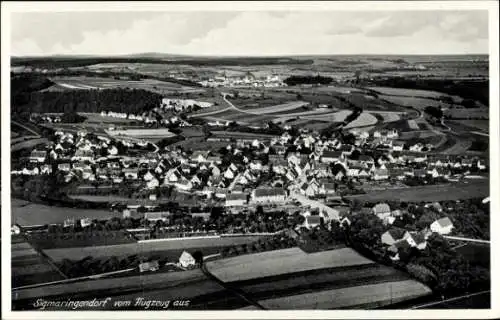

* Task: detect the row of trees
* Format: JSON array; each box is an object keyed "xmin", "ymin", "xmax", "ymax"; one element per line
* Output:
[{"xmin": 283, "ymin": 75, "xmax": 334, "ymax": 86}]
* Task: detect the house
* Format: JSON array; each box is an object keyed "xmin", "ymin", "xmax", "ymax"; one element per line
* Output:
[
  {"xmin": 179, "ymin": 251, "xmax": 196, "ymax": 269},
  {"xmin": 122, "ymin": 168, "xmax": 138, "ymax": 180},
  {"xmin": 29, "ymin": 150, "xmax": 47, "ymax": 163},
  {"xmin": 224, "ymin": 168, "xmax": 235, "ymax": 179},
  {"xmin": 387, "ymin": 240, "xmax": 411, "ymax": 261},
  {"xmin": 58, "ymin": 163, "xmax": 72, "ymax": 172},
  {"xmin": 145, "ymin": 212, "xmax": 170, "ymax": 223},
  {"xmin": 373, "ymin": 203, "xmax": 391, "ymax": 220},
  {"xmin": 139, "ymin": 260, "xmax": 160, "ymax": 273},
  {"xmin": 392, "ymin": 141, "xmax": 405, "ymax": 152},
  {"xmin": 321, "ymin": 150, "xmax": 343, "ymax": 164},
  {"xmin": 304, "ymin": 215, "xmax": 322, "ymax": 229},
  {"xmin": 430, "ymin": 217, "xmax": 454, "ymax": 235},
  {"xmin": 405, "ymin": 231, "xmax": 427, "ymax": 250},
  {"xmin": 72, "ymin": 149, "xmax": 94, "ymax": 162},
  {"xmin": 252, "ymin": 188, "xmax": 286, "ymax": 203},
  {"xmin": 191, "ymin": 151, "xmax": 210, "ymax": 163},
  {"xmin": 143, "ymin": 171, "xmax": 155, "ymax": 181},
  {"xmin": 381, "ymin": 228, "xmax": 407, "ymax": 246},
  {"xmin": 175, "ymin": 178, "xmax": 193, "ymax": 191},
  {"xmin": 80, "ymin": 218, "xmax": 92, "ymax": 228},
  {"xmin": 147, "ymin": 178, "xmax": 160, "ymax": 189},
  {"xmin": 413, "ymin": 169, "xmax": 427, "ymax": 178},
  {"xmin": 225, "ymin": 193, "xmax": 248, "ymax": 207},
  {"xmin": 373, "ymin": 169, "xmax": 389, "ymax": 180},
  {"xmin": 11, "ymin": 224, "xmax": 22, "ymax": 235}
]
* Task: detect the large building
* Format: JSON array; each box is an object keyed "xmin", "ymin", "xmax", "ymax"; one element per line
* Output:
[{"xmin": 252, "ymin": 188, "xmax": 287, "ymax": 204}]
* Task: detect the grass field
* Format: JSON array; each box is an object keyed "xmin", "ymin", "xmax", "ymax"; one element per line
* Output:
[
  {"xmin": 365, "ymin": 111, "xmax": 401, "ymax": 123},
  {"xmin": 43, "ymin": 235, "xmax": 269, "ymax": 262},
  {"xmin": 345, "ymin": 180, "xmax": 489, "ymax": 202},
  {"xmin": 13, "ymin": 268, "xmax": 206, "ymax": 301},
  {"xmin": 11, "ymin": 138, "xmax": 49, "ymax": 152},
  {"xmin": 449, "ymin": 120, "xmax": 489, "ymax": 132},
  {"xmin": 11, "ymin": 199, "xmax": 121, "ymax": 226},
  {"xmin": 344, "ymin": 113, "xmax": 378, "ymax": 129},
  {"xmin": 444, "ymin": 108, "xmax": 488, "ymax": 120},
  {"xmin": 254, "ymin": 280, "xmax": 431, "ymax": 309},
  {"xmin": 206, "ymin": 247, "xmax": 374, "ymax": 283}
]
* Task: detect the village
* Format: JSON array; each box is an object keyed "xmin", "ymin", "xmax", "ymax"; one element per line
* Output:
[{"xmin": 11, "ymin": 95, "xmax": 490, "ymax": 272}]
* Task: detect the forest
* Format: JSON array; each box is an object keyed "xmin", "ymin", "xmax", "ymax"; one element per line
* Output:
[
  {"xmin": 283, "ymin": 75, "xmax": 334, "ymax": 86},
  {"xmin": 12, "ymin": 87, "xmax": 163, "ymax": 115}
]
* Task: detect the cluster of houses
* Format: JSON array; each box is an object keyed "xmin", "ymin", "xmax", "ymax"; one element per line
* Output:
[
  {"xmin": 372, "ymin": 202, "xmax": 455, "ymax": 261},
  {"xmin": 199, "ymin": 72, "xmax": 285, "ymax": 88}
]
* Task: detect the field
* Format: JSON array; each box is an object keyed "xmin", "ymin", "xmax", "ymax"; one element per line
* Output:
[
  {"xmin": 210, "ymin": 131, "xmax": 279, "ymax": 140},
  {"xmin": 49, "ymin": 76, "xmax": 204, "ymax": 94},
  {"xmin": 344, "ymin": 113, "xmax": 378, "ymax": 129},
  {"xmin": 208, "ymin": 247, "xmax": 431, "ymax": 309},
  {"xmin": 252, "ymin": 280, "xmax": 431, "ymax": 309},
  {"xmin": 11, "ymin": 138, "xmax": 49, "ymax": 152},
  {"xmin": 345, "ymin": 180, "xmax": 489, "ymax": 203},
  {"xmin": 380, "ymin": 95, "xmax": 452, "ymax": 109},
  {"xmin": 11, "ymin": 237, "xmax": 66, "ymax": 288},
  {"xmin": 367, "ymin": 86, "xmax": 462, "ymax": 102},
  {"xmin": 455, "ymin": 243, "xmax": 490, "ymax": 268},
  {"xmin": 365, "ymin": 111, "xmax": 402, "ymax": 123},
  {"xmin": 449, "ymin": 120, "xmax": 489, "ymax": 132},
  {"xmin": 206, "ymin": 247, "xmax": 374, "ymax": 282},
  {"xmin": 11, "ymin": 198, "xmax": 122, "ymax": 226},
  {"xmin": 43, "ymin": 235, "xmax": 269, "ymax": 262},
  {"xmin": 444, "ymin": 108, "xmax": 489, "ymax": 120}
]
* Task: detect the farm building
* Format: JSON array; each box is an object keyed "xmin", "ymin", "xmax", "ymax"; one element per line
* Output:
[
  {"xmin": 373, "ymin": 203, "xmax": 391, "ymax": 220},
  {"xmin": 225, "ymin": 193, "xmax": 248, "ymax": 207},
  {"xmin": 252, "ymin": 188, "xmax": 287, "ymax": 203},
  {"xmin": 29, "ymin": 150, "xmax": 47, "ymax": 163},
  {"xmin": 145, "ymin": 212, "xmax": 170, "ymax": 223},
  {"xmin": 304, "ymin": 215, "xmax": 322, "ymax": 229},
  {"xmin": 381, "ymin": 228, "xmax": 407, "ymax": 246},
  {"xmin": 430, "ymin": 217, "xmax": 454, "ymax": 235}
]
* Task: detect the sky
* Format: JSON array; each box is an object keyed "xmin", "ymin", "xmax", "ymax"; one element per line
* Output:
[{"xmin": 10, "ymin": 10, "xmax": 489, "ymax": 56}]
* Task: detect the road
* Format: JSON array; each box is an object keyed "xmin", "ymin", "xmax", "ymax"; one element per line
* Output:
[
  {"xmin": 410, "ymin": 290, "xmax": 490, "ymax": 309},
  {"xmin": 443, "ymin": 236, "xmax": 490, "ymax": 244}
]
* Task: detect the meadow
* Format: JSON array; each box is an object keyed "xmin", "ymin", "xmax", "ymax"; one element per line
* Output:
[
  {"xmin": 43, "ymin": 235, "xmax": 269, "ymax": 262},
  {"xmin": 345, "ymin": 180, "xmax": 489, "ymax": 203},
  {"xmin": 206, "ymin": 247, "xmax": 374, "ymax": 283}
]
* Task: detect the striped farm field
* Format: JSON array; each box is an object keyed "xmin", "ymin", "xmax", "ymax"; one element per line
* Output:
[
  {"xmin": 365, "ymin": 111, "xmax": 401, "ymax": 123},
  {"xmin": 254, "ymin": 280, "xmax": 431, "ymax": 309},
  {"xmin": 206, "ymin": 247, "xmax": 374, "ymax": 283}
]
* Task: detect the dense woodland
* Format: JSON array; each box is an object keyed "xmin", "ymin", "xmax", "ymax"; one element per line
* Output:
[
  {"xmin": 369, "ymin": 78, "xmax": 489, "ymax": 106},
  {"xmin": 13, "ymin": 87, "xmax": 163, "ymax": 116},
  {"xmin": 284, "ymin": 75, "xmax": 334, "ymax": 86}
]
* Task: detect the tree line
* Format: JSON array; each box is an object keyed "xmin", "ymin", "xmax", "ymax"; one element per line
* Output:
[{"xmin": 283, "ymin": 75, "xmax": 334, "ymax": 86}]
